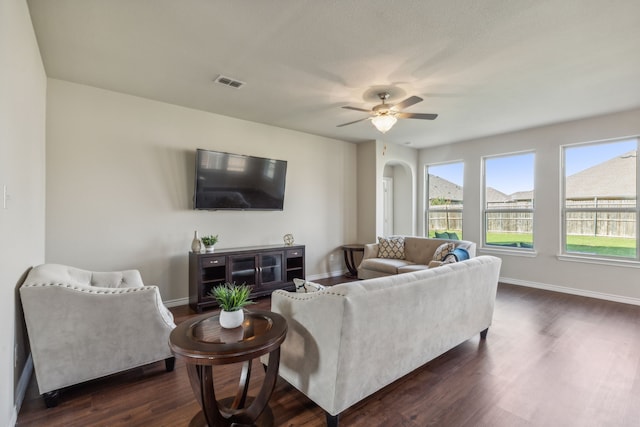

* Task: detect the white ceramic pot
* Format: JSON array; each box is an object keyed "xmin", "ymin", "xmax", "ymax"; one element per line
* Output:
[
  {"xmin": 205, "ymin": 245, "xmax": 215, "ymax": 253},
  {"xmin": 219, "ymin": 309, "xmax": 244, "ymax": 329}
]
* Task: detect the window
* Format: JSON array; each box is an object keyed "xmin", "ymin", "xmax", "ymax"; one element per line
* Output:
[
  {"xmin": 562, "ymin": 138, "xmax": 638, "ymax": 259},
  {"xmin": 483, "ymin": 152, "xmax": 535, "ymax": 249},
  {"xmin": 426, "ymin": 162, "xmax": 463, "ymax": 239}
]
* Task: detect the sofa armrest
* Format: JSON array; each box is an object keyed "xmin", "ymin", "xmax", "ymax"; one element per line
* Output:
[
  {"xmin": 20, "ymin": 282, "xmax": 176, "ymax": 394},
  {"xmin": 361, "ymin": 243, "xmax": 379, "ymax": 262},
  {"xmin": 263, "ymin": 289, "xmax": 347, "ymax": 416}
]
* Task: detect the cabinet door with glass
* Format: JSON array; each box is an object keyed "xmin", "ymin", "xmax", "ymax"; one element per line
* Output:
[
  {"xmin": 228, "ymin": 251, "xmax": 284, "ymax": 291},
  {"xmin": 257, "ymin": 251, "xmax": 284, "ymax": 288},
  {"xmin": 228, "ymin": 255, "xmax": 258, "ymax": 286}
]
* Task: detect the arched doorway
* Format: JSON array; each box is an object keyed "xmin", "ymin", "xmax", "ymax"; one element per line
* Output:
[{"xmin": 382, "ymin": 161, "xmax": 414, "ymax": 236}]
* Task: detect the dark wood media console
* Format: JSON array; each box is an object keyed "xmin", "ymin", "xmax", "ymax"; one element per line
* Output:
[{"xmin": 189, "ymin": 244, "xmax": 305, "ymax": 312}]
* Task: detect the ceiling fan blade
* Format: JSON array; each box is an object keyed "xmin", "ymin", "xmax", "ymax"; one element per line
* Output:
[
  {"xmin": 391, "ymin": 95, "xmax": 423, "ymax": 111},
  {"xmin": 397, "ymin": 112, "xmax": 438, "ymax": 120},
  {"xmin": 337, "ymin": 117, "xmax": 370, "ymax": 127},
  {"xmin": 342, "ymin": 106, "xmax": 372, "ymax": 113}
]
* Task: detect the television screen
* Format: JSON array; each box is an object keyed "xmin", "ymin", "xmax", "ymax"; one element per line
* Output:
[{"xmin": 193, "ymin": 149, "xmax": 287, "ymax": 210}]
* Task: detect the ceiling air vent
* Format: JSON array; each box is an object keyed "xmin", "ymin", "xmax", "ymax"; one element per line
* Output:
[{"xmin": 214, "ymin": 75, "xmax": 245, "ymax": 89}]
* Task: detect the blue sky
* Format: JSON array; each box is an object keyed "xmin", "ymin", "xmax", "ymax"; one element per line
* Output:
[
  {"xmin": 428, "ymin": 138, "xmax": 637, "ymax": 195},
  {"xmin": 565, "ymin": 139, "xmax": 636, "ymax": 176}
]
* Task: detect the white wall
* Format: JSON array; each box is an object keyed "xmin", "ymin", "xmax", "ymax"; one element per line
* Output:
[
  {"xmin": 356, "ymin": 141, "xmax": 377, "ymax": 243},
  {"xmin": 45, "ymin": 79, "xmax": 357, "ymax": 302},
  {"xmin": 357, "ymin": 140, "xmax": 419, "ymax": 242},
  {"xmin": 419, "ymin": 107, "xmax": 640, "ymax": 303},
  {"xmin": 0, "ymin": 0, "xmax": 47, "ymax": 424},
  {"xmin": 378, "ymin": 142, "xmax": 418, "ymax": 237}
]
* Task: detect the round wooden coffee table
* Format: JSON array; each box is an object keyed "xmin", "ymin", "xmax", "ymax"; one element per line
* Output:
[{"xmin": 170, "ymin": 310, "xmax": 287, "ymax": 427}]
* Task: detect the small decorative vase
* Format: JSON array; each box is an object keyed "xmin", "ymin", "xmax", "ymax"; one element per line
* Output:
[
  {"xmin": 219, "ymin": 309, "xmax": 244, "ymax": 329},
  {"xmin": 191, "ymin": 231, "xmax": 202, "ymax": 253},
  {"xmin": 205, "ymin": 245, "xmax": 215, "ymax": 253}
]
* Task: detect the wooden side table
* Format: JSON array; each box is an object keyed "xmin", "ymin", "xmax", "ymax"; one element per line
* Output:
[
  {"xmin": 170, "ymin": 310, "xmax": 287, "ymax": 427},
  {"xmin": 341, "ymin": 244, "xmax": 364, "ymax": 278}
]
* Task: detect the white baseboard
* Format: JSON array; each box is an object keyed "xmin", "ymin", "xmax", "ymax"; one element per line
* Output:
[
  {"xmin": 164, "ymin": 297, "xmax": 189, "ymax": 308},
  {"xmin": 500, "ymin": 276, "xmax": 640, "ymax": 306},
  {"xmin": 163, "ymin": 271, "xmax": 348, "ymax": 308}
]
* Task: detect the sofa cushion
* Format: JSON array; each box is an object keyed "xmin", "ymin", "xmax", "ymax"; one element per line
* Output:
[
  {"xmin": 397, "ymin": 264, "xmax": 431, "ymax": 273},
  {"xmin": 359, "ymin": 258, "xmax": 411, "ymax": 275},
  {"xmin": 377, "ymin": 236, "xmax": 405, "ymax": 259},
  {"xmin": 294, "ymin": 278, "xmax": 325, "ymax": 293},
  {"xmin": 433, "ymin": 242, "xmax": 456, "ymax": 262},
  {"xmin": 404, "ymin": 237, "xmax": 442, "ymax": 263}
]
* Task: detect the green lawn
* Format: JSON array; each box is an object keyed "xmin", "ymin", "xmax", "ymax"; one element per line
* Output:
[
  {"xmin": 485, "ymin": 232, "xmax": 635, "ymax": 257},
  {"xmin": 429, "ymin": 230, "xmax": 636, "ymax": 257},
  {"xmin": 565, "ymin": 234, "xmax": 636, "ymax": 257}
]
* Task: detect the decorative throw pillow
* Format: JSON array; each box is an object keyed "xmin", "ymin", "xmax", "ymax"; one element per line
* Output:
[
  {"xmin": 443, "ymin": 247, "xmax": 470, "ymax": 264},
  {"xmin": 433, "ymin": 242, "xmax": 456, "ymax": 262},
  {"xmin": 293, "ymin": 278, "xmax": 325, "ymax": 293},
  {"xmin": 377, "ymin": 236, "xmax": 405, "ymax": 259},
  {"xmin": 435, "ymin": 231, "xmax": 460, "ymax": 240},
  {"xmin": 442, "ymin": 255, "xmax": 458, "ymax": 264}
]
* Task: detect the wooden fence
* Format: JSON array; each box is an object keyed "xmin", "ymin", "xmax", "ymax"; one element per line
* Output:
[
  {"xmin": 428, "ymin": 199, "xmax": 637, "ymax": 237},
  {"xmin": 427, "ymin": 206, "xmax": 462, "ymax": 232},
  {"xmin": 566, "ymin": 199, "xmax": 636, "ymax": 238}
]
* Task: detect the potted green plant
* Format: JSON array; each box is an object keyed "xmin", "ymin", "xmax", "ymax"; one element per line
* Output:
[
  {"xmin": 209, "ymin": 282, "xmax": 254, "ymax": 328},
  {"xmin": 201, "ymin": 234, "xmax": 219, "ymax": 253}
]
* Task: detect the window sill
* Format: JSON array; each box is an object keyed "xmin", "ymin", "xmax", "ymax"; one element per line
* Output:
[
  {"xmin": 478, "ymin": 247, "xmax": 537, "ymax": 258},
  {"xmin": 557, "ymin": 254, "xmax": 640, "ymax": 269}
]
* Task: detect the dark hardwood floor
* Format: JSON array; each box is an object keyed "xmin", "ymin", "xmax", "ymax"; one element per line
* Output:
[{"xmin": 17, "ymin": 279, "xmax": 640, "ymax": 426}]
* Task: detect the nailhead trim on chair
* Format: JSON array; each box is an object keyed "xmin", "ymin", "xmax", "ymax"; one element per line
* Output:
[
  {"xmin": 22, "ymin": 282, "xmax": 156, "ymax": 294},
  {"xmin": 273, "ymin": 290, "xmax": 347, "ymax": 301},
  {"xmin": 23, "ymin": 282, "xmax": 175, "ymax": 326}
]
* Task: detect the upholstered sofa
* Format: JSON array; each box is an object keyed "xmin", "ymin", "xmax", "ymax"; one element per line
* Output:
[
  {"xmin": 265, "ymin": 255, "xmax": 502, "ymax": 426},
  {"xmin": 20, "ymin": 264, "xmax": 176, "ymax": 406},
  {"xmin": 357, "ymin": 236, "xmax": 477, "ymax": 279}
]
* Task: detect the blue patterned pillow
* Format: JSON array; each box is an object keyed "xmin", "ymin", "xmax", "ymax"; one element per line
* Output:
[{"xmin": 443, "ymin": 247, "xmax": 469, "ymax": 263}]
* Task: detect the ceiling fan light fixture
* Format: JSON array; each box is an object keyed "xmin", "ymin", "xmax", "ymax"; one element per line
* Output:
[{"xmin": 371, "ymin": 114, "xmax": 397, "ymax": 133}]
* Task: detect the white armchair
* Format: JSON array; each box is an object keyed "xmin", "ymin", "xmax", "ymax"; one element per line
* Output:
[{"xmin": 20, "ymin": 264, "xmax": 176, "ymax": 407}]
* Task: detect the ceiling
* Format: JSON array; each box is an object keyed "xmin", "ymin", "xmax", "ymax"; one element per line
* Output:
[{"xmin": 27, "ymin": 0, "xmax": 640, "ymax": 148}]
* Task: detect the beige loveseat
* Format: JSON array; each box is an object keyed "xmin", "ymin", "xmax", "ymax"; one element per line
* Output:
[
  {"xmin": 20, "ymin": 264, "xmax": 176, "ymax": 407},
  {"xmin": 358, "ymin": 236, "xmax": 477, "ymax": 279},
  {"xmin": 266, "ymin": 255, "xmax": 501, "ymax": 426}
]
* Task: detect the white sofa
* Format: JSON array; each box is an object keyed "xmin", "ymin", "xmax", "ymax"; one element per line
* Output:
[
  {"xmin": 265, "ymin": 255, "xmax": 501, "ymax": 426},
  {"xmin": 358, "ymin": 236, "xmax": 477, "ymax": 279},
  {"xmin": 20, "ymin": 264, "xmax": 176, "ymax": 407}
]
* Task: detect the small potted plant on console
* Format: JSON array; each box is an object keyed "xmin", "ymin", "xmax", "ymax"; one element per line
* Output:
[
  {"xmin": 201, "ymin": 234, "xmax": 219, "ymax": 253},
  {"xmin": 209, "ymin": 282, "xmax": 254, "ymax": 328}
]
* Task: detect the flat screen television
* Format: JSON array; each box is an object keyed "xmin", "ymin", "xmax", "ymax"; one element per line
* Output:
[{"xmin": 193, "ymin": 149, "xmax": 287, "ymax": 210}]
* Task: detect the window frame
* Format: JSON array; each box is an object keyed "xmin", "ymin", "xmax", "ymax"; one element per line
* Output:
[
  {"xmin": 560, "ymin": 137, "xmax": 640, "ymax": 263},
  {"xmin": 481, "ymin": 150, "xmax": 536, "ymax": 253},
  {"xmin": 424, "ymin": 161, "xmax": 464, "ymax": 239}
]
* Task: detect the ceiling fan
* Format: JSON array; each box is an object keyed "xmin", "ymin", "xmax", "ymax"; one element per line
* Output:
[{"xmin": 338, "ymin": 92, "xmax": 438, "ymax": 133}]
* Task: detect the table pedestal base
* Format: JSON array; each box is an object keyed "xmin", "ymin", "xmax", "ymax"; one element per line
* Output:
[
  {"xmin": 189, "ymin": 398, "xmax": 274, "ymax": 427},
  {"xmin": 341, "ymin": 244, "xmax": 364, "ymax": 278}
]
